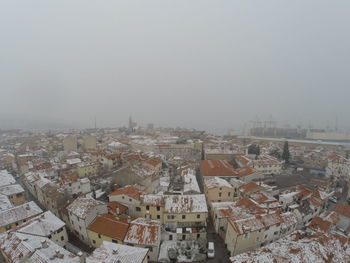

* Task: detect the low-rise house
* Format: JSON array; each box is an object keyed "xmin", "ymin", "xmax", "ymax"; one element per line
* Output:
[
  {"xmin": 124, "ymin": 218, "xmax": 161, "ymax": 262},
  {"xmin": 140, "ymin": 194, "xmax": 164, "ymax": 222},
  {"xmin": 204, "ymin": 177, "xmax": 235, "ymax": 204},
  {"xmin": 236, "ymin": 155, "xmax": 282, "ymax": 175},
  {"xmin": 21, "ymin": 172, "xmax": 67, "ymax": 217},
  {"xmin": 225, "ymin": 212, "xmax": 283, "ymax": 256},
  {"xmin": 87, "ymin": 213, "xmax": 130, "ymax": 247},
  {"xmin": 102, "ymin": 153, "xmax": 121, "ymax": 171},
  {"xmin": 0, "ymin": 184, "xmax": 25, "ymax": 206},
  {"xmin": 109, "ymin": 185, "xmax": 145, "ymax": 217},
  {"xmin": 163, "ymin": 194, "xmax": 208, "ymax": 241},
  {"xmin": 59, "ymin": 173, "xmax": 91, "ymax": 196},
  {"xmin": 334, "ymin": 203, "xmax": 350, "ymax": 233},
  {"xmin": 0, "ymin": 201, "xmax": 43, "ymax": 233},
  {"xmin": 0, "ymin": 232, "xmax": 80, "ymax": 263},
  {"xmin": 14, "ymin": 210, "xmax": 68, "ymax": 247},
  {"xmin": 66, "ymin": 197, "xmax": 108, "ymax": 244},
  {"xmin": 143, "ymin": 158, "xmax": 162, "ymax": 174},
  {"xmin": 107, "ymin": 201, "xmax": 128, "ymax": 216},
  {"xmin": 77, "ymin": 162, "xmax": 99, "ymax": 178},
  {"xmin": 86, "ymin": 241, "xmax": 149, "ymax": 263}
]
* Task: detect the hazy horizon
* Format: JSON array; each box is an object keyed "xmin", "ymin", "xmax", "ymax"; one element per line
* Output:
[{"xmin": 1, "ymin": 1, "xmax": 350, "ymax": 134}]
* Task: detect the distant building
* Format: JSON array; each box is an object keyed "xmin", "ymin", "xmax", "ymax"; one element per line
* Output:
[
  {"xmin": 63, "ymin": 135, "xmax": 77, "ymax": 153},
  {"xmin": 83, "ymin": 135, "xmax": 97, "ymax": 150}
]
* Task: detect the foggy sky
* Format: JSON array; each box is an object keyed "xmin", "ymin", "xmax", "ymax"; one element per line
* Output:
[{"xmin": 1, "ymin": 0, "xmax": 350, "ymax": 134}]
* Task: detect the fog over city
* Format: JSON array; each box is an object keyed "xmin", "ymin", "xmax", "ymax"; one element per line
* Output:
[{"xmin": 1, "ymin": 0, "xmax": 350, "ymax": 133}]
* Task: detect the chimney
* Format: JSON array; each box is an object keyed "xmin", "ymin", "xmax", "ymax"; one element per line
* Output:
[
  {"xmin": 116, "ymin": 207, "xmax": 120, "ymax": 215},
  {"xmin": 112, "ymin": 249, "xmax": 119, "ymax": 255},
  {"xmin": 26, "ymin": 204, "xmax": 30, "ymax": 210},
  {"xmin": 127, "ymin": 216, "xmax": 131, "ymax": 223},
  {"xmin": 77, "ymin": 252, "xmax": 85, "ymax": 263},
  {"xmin": 41, "ymin": 239, "xmax": 48, "ymax": 249}
]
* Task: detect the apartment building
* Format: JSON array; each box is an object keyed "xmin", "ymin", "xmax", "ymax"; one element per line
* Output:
[
  {"xmin": 66, "ymin": 197, "xmax": 108, "ymax": 244},
  {"xmin": 124, "ymin": 218, "xmax": 161, "ymax": 262}
]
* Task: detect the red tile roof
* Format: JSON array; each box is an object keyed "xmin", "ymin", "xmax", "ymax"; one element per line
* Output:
[
  {"xmin": 107, "ymin": 202, "xmax": 128, "ymax": 215},
  {"xmin": 200, "ymin": 160, "xmax": 238, "ymax": 177},
  {"xmin": 334, "ymin": 203, "xmax": 350, "ymax": 218},
  {"xmin": 88, "ymin": 214, "xmax": 129, "ymax": 240},
  {"xmin": 109, "ymin": 185, "xmax": 144, "ymax": 201}
]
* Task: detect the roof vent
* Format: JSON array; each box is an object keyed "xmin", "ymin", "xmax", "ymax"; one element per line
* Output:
[{"xmin": 41, "ymin": 239, "xmax": 48, "ymax": 248}]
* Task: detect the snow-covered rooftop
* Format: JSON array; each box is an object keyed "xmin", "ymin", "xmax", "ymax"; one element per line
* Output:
[
  {"xmin": 0, "ymin": 232, "xmax": 79, "ymax": 263},
  {"xmin": 0, "ymin": 201, "xmax": 43, "ymax": 227},
  {"xmin": 0, "ymin": 170, "xmax": 16, "ymax": 187},
  {"xmin": 16, "ymin": 211, "xmax": 65, "ymax": 237},
  {"xmin": 164, "ymin": 194, "xmax": 208, "ymax": 214},
  {"xmin": 230, "ymin": 231, "xmax": 350, "ymax": 263},
  {"xmin": 66, "ymin": 197, "xmax": 105, "ymax": 219},
  {"xmin": 87, "ymin": 241, "xmax": 148, "ymax": 263}
]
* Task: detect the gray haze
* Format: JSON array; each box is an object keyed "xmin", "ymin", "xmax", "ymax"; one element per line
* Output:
[{"xmin": 1, "ymin": 0, "xmax": 350, "ymax": 133}]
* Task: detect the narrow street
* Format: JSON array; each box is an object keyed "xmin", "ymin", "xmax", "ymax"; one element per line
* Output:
[{"xmin": 196, "ymin": 166, "xmax": 230, "ymax": 263}]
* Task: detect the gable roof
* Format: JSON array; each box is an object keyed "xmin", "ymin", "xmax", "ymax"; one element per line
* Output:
[
  {"xmin": 88, "ymin": 214, "xmax": 129, "ymax": 240},
  {"xmin": 87, "ymin": 241, "xmax": 148, "ymax": 263},
  {"xmin": 200, "ymin": 160, "xmax": 238, "ymax": 177},
  {"xmin": 109, "ymin": 185, "xmax": 144, "ymax": 201}
]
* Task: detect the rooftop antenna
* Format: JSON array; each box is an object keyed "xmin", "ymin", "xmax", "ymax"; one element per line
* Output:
[{"xmin": 94, "ymin": 116, "xmax": 97, "ymax": 130}]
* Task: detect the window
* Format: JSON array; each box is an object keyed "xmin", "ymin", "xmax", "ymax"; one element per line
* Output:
[
  {"xmin": 92, "ymin": 240, "xmax": 96, "ymax": 244},
  {"xmin": 219, "ymin": 193, "xmax": 222, "ymax": 197},
  {"xmin": 157, "ymin": 215, "xmax": 160, "ymax": 219},
  {"xmin": 112, "ymin": 239, "xmax": 118, "ymax": 243},
  {"xmin": 197, "ymin": 214, "xmax": 200, "ymax": 219},
  {"xmin": 146, "ymin": 206, "xmax": 150, "ymax": 211},
  {"xmin": 182, "ymin": 235, "xmax": 186, "ymax": 240},
  {"xmin": 244, "ymin": 233, "xmax": 248, "ymax": 239},
  {"xmin": 98, "ymin": 234, "xmax": 101, "ymax": 239},
  {"xmin": 122, "ymin": 196, "xmax": 125, "ymax": 199},
  {"xmin": 228, "ymin": 192, "xmax": 231, "ymax": 196},
  {"xmin": 169, "ymin": 235, "xmax": 173, "ymax": 240},
  {"xmin": 182, "ymin": 215, "xmax": 186, "ymax": 219},
  {"xmin": 149, "ymin": 247, "xmax": 153, "ymax": 252},
  {"xmin": 61, "ymin": 236, "xmax": 64, "ymax": 241},
  {"xmin": 129, "ymin": 198, "xmax": 132, "ymax": 202},
  {"xmin": 256, "ymin": 237, "xmax": 260, "ymax": 242},
  {"xmin": 197, "ymin": 234, "xmax": 200, "ymax": 239},
  {"xmin": 136, "ymin": 207, "xmax": 141, "ymax": 212},
  {"xmin": 274, "ymin": 231, "xmax": 278, "ymax": 235},
  {"xmin": 157, "ymin": 206, "xmax": 160, "ymax": 211}
]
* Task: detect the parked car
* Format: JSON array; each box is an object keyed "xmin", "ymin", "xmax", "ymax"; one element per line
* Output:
[{"xmin": 207, "ymin": 242, "xmax": 215, "ymax": 258}]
